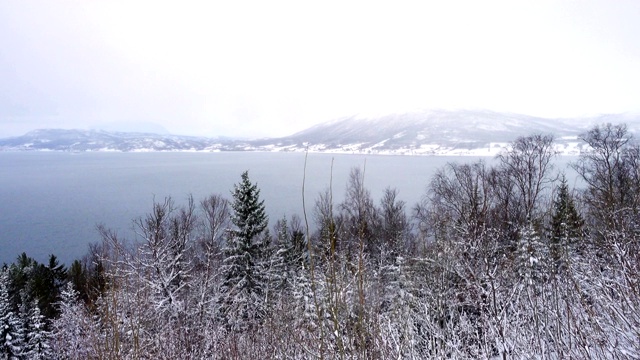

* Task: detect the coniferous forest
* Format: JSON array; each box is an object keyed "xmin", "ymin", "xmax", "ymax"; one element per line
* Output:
[{"xmin": 2, "ymin": 122, "xmax": 640, "ymax": 359}]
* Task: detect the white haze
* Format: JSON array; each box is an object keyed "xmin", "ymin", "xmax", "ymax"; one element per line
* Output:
[{"xmin": 1, "ymin": 1, "xmax": 639, "ymax": 138}]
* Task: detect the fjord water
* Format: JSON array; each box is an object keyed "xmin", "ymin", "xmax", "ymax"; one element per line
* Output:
[
  {"xmin": 0, "ymin": 152, "xmax": 574, "ymax": 265},
  {"xmin": 0, "ymin": 152, "xmax": 445, "ymax": 264}
]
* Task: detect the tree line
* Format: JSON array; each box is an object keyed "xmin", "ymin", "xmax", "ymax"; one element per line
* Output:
[{"xmin": 1, "ymin": 122, "xmax": 640, "ymax": 359}]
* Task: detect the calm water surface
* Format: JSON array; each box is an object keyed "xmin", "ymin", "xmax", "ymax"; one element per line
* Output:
[{"xmin": 0, "ymin": 152, "xmax": 575, "ymax": 265}]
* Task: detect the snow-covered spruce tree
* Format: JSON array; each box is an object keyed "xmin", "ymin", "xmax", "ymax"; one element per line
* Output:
[
  {"xmin": 1, "ymin": 267, "xmax": 25, "ymax": 359},
  {"xmin": 270, "ymin": 215, "xmax": 306, "ymax": 292},
  {"xmin": 516, "ymin": 223, "xmax": 547, "ymax": 285},
  {"xmin": 50, "ymin": 282, "xmax": 97, "ymax": 359},
  {"xmin": 3, "ymin": 312, "xmax": 24, "ymax": 359},
  {"xmin": 0, "ymin": 268, "xmax": 11, "ymax": 354},
  {"xmin": 505, "ymin": 223, "xmax": 551, "ymax": 356},
  {"xmin": 218, "ymin": 171, "xmax": 269, "ymax": 332},
  {"xmin": 24, "ymin": 300, "xmax": 53, "ymax": 359}
]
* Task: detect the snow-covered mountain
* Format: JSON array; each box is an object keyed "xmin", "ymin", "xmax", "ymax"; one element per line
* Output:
[
  {"xmin": 1, "ymin": 110, "xmax": 638, "ymax": 155},
  {"xmin": 258, "ymin": 110, "xmax": 640, "ymax": 156}
]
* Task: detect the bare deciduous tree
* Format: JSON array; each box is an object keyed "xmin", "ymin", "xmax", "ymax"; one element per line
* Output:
[
  {"xmin": 498, "ymin": 134, "xmax": 557, "ymax": 223},
  {"xmin": 340, "ymin": 166, "xmax": 379, "ymax": 259},
  {"xmin": 572, "ymin": 123, "xmax": 640, "ymax": 238}
]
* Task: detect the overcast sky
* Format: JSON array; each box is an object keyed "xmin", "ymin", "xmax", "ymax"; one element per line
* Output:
[{"xmin": 1, "ymin": 1, "xmax": 639, "ymax": 138}]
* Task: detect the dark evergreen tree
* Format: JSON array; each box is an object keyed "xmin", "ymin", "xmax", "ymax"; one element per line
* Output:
[
  {"xmin": 219, "ymin": 171, "xmax": 269, "ymax": 331},
  {"xmin": 275, "ymin": 216, "xmax": 306, "ymax": 275},
  {"xmin": 549, "ymin": 175, "xmax": 584, "ymax": 274},
  {"xmin": 8, "ymin": 253, "xmax": 34, "ymax": 310},
  {"xmin": 8, "ymin": 254, "xmax": 66, "ymax": 320},
  {"xmin": 67, "ymin": 259, "xmax": 90, "ymax": 305},
  {"xmin": 229, "ymin": 171, "xmax": 268, "ymax": 245},
  {"xmin": 86, "ymin": 256, "xmax": 107, "ymax": 306},
  {"xmin": 39, "ymin": 255, "xmax": 66, "ymax": 319}
]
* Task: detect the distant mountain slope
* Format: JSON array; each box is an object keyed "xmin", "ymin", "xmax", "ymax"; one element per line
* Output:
[
  {"xmin": 0, "ymin": 129, "xmax": 236, "ymax": 152},
  {"xmin": 283, "ymin": 109, "xmax": 586, "ymax": 145},
  {"xmin": 1, "ymin": 110, "xmax": 639, "ymax": 155},
  {"xmin": 266, "ymin": 110, "xmax": 639, "ymax": 155}
]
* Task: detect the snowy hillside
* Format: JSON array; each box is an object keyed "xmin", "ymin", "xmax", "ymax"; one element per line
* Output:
[
  {"xmin": 256, "ymin": 110, "xmax": 640, "ymax": 156},
  {"xmin": 1, "ymin": 110, "xmax": 639, "ymax": 155}
]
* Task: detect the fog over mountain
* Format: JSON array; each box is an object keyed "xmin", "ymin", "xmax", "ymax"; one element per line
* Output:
[
  {"xmin": 2, "ymin": 110, "xmax": 639, "ymax": 155},
  {"xmin": 90, "ymin": 121, "xmax": 171, "ymax": 135}
]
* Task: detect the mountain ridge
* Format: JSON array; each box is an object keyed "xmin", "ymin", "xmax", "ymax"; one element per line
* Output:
[{"xmin": 2, "ymin": 110, "xmax": 638, "ymax": 155}]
